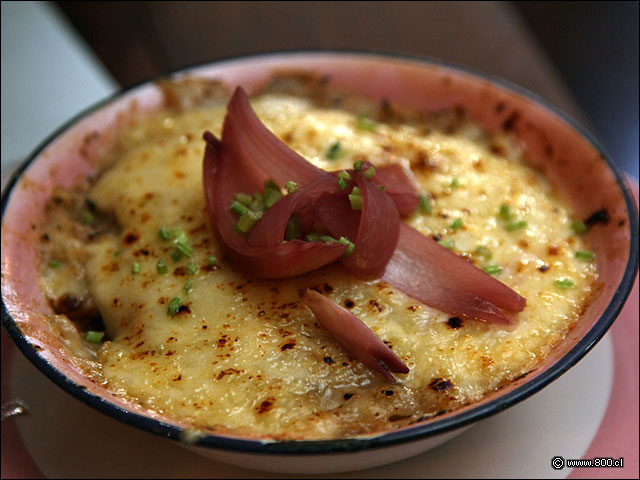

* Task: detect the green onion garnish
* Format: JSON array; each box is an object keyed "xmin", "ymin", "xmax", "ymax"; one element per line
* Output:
[
  {"xmin": 285, "ymin": 181, "xmax": 298, "ymax": 194},
  {"xmin": 575, "ymin": 251, "xmax": 596, "ymax": 261},
  {"xmin": 419, "ymin": 194, "xmax": 432, "ymax": 213},
  {"xmin": 438, "ymin": 238, "xmax": 455, "ymax": 249},
  {"xmin": 506, "ymin": 220, "xmax": 527, "ymax": 232},
  {"xmin": 48, "ymin": 260, "xmax": 62, "ymax": 269},
  {"xmin": 230, "ymin": 200, "xmax": 249, "ymax": 216},
  {"xmin": 499, "ymin": 204, "xmax": 513, "ymax": 221},
  {"xmin": 474, "ymin": 246, "xmax": 493, "ymax": 260},
  {"xmin": 570, "ymin": 220, "xmax": 588, "ymax": 235},
  {"xmin": 338, "ymin": 177, "xmax": 349, "ymax": 190},
  {"xmin": 235, "ymin": 192, "xmax": 253, "ymax": 206},
  {"xmin": 285, "ymin": 217, "xmax": 301, "ymax": 241},
  {"xmin": 187, "ymin": 260, "xmax": 199, "ymax": 275},
  {"xmin": 158, "ymin": 227, "xmax": 182, "ymax": 241},
  {"xmin": 167, "ymin": 297, "xmax": 182, "ymax": 317},
  {"xmin": 351, "ymin": 186, "xmax": 360, "ymax": 195},
  {"xmin": 131, "ymin": 262, "xmax": 141, "ymax": 274},
  {"xmin": 482, "ymin": 264, "xmax": 504, "ymax": 276},
  {"xmin": 338, "ymin": 236, "xmax": 355, "ymax": 256},
  {"xmin": 379, "ymin": 185, "xmax": 386, "ymax": 191},
  {"xmin": 235, "ymin": 210, "xmax": 263, "ymax": 233},
  {"xmin": 450, "ymin": 218, "xmax": 463, "ymax": 230},
  {"xmin": 113, "ymin": 250, "xmax": 121, "ymax": 258},
  {"xmin": 80, "ymin": 210, "xmax": 96, "ymax": 225},
  {"xmin": 85, "ymin": 331, "xmax": 105, "ymax": 344},
  {"xmin": 353, "ymin": 159, "xmax": 365, "ymax": 171},
  {"xmin": 349, "ymin": 193, "xmax": 363, "ymax": 211},
  {"xmin": 554, "ymin": 278, "xmax": 575, "ymax": 289},
  {"xmin": 356, "ymin": 114, "xmax": 377, "ymax": 131},
  {"xmin": 175, "ymin": 241, "xmax": 194, "ymax": 258},
  {"xmin": 208, "ymin": 255, "xmax": 218, "ymax": 266},
  {"xmin": 305, "ymin": 233, "xmax": 322, "ymax": 242},
  {"xmin": 263, "ymin": 188, "xmax": 282, "ymax": 209},
  {"xmin": 326, "ymin": 141, "xmax": 343, "ymax": 160},
  {"xmin": 249, "ymin": 192, "xmax": 265, "ymax": 212},
  {"xmin": 338, "ymin": 170, "xmax": 352, "ymax": 181},
  {"xmin": 450, "ymin": 177, "xmax": 460, "ymax": 189},
  {"xmin": 363, "ymin": 166, "xmax": 376, "ymax": 179},
  {"xmin": 156, "ymin": 258, "xmax": 168, "ymax": 274},
  {"xmin": 184, "ymin": 278, "xmax": 194, "ymax": 294},
  {"xmin": 170, "ymin": 250, "xmax": 183, "ymax": 263},
  {"xmin": 318, "ymin": 235, "xmax": 336, "ymax": 243}
]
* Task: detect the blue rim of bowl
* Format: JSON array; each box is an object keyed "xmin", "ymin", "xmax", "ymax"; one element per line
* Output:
[{"xmin": 2, "ymin": 49, "xmax": 638, "ymax": 455}]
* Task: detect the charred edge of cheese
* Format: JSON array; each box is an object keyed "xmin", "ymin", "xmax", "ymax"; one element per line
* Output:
[{"xmin": 36, "ymin": 75, "xmax": 597, "ymax": 440}]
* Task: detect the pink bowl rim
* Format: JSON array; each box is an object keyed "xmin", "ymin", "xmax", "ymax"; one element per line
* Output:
[{"xmin": 1, "ymin": 50, "xmax": 638, "ymax": 455}]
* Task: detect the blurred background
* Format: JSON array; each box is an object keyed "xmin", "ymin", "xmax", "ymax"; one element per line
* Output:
[{"xmin": 2, "ymin": 1, "xmax": 638, "ymax": 184}]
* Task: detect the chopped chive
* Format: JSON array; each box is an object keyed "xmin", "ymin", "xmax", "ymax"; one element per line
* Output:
[
  {"xmin": 156, "ymin": 258, "xmax": 168, "ymax": 274},
  {"xmin": 170, "ymin": 250, "xmax": 183, "ymax": 262},
  {"xmin": 131, "ymin": 262, "xmax": 141, "ymax": 275},
  {"xmin": 235, "ymin": 210, "xmax": 263, "ymax": 233},
  {"xmin": 338, "ymin": 170, "xmax": 352, "ymax": 181},
  {"xmin": 184, "ymin": 278, "xmax": 194, "ymax": 294},
  {"xmin": 264, "ymin": 179, "xmax": 280, "ymax": 190},
  {"xmin": 438, "ymin": 238, "xmax": 455, "ymax": 249},
  {"xmin": 235, "ymin": 192, "xmax": 253, "ymax": 206},
  {"xmin": 285, "ymin": 181, "xmax": 298, "ymax": 194},
  {"xmin": 570, "ymin": 220, "xmax": 588, "ymax": 235},
  {"xmin": 363, "ymin": 166, "xmax": 376, "ymax": 179},
  {"xmin": 186, "ymin": 260, "xmax": 199, "ymax": 275},
  {"xmin": 338, "ymin": 236, "xmax": 355, "ymax": 256},
  {"xmin": 306, "ymin": 233, "xmax": 322, "ymax": 242},
  {"xmin": 450, "ymin": 218, "xmax": 463, "ymax": 230},
  {"xmin": 230, "ymin": 200, "xmax": 249, "ymax": 216},
  {"xmin": 113, "ymin": 250, "xmax": 121, "ymax": 258},
  {"xmin": 208, "ymin": 255, "xmax": 218, "ymax": 266},
  {"xmin": 158, "ymin": 227, "xmax": 182, "ymax": 241},
  {"xmin": 319, "ymin": 235, "xmax": 337, "ymax": 243},
  {"xmin": 575, "ymin": 251, "xmax": 596, "ymax": 261},
  {"xmin": 379, "ymin": 185, "xmax": 386, "ymax": 191},
  {"xmin": 326, "ymin": 141, "xmax": 343, "ymax": 160},
  {"xmin": 353, "ymin": 159, "xmax": 365, "ymax": 171},
  {"xmin": 80, "ymin": 210, "xmax": 96, "ymax": 225},
  {"xmin": 48, "ymin": 260, "xmax": 62, "ymax": 269},
  {"xmin": 554, "ymin": 278, "xmax": 575, "ymax": 289},
  {"xmin": 349, "ymin": 193, "xmax": 363, "ymax": 211},
  {"xmin": 249, "ymin": 192, "xmax": 265, "ymax": 212},
  {"xmin": 263, "ymin": 188, "xmax": 282, "ymax": 208},
  {"xmin": 474, "ymin": 246, "xmax": 493, "ymax": 260},
  {"xmin": 167, "ymin": 297, "xmax": 182, "ymax": 317},
  {"xmin": 450, "ymin": 177, "xmax": 460, "ymax": 189},
  {"xmin": 351, "ymin": 186, "xmax": 360, "ymax": 195},
  {"xmin": 419, "ymin": 194, "xmax": 432, "ymax": 213},
  {"xmin": 338, "ymin": 177, "xmax": 349, "ymax": 190},
  {"xmin": 356, "ymin": 114, "xmax": 377, "ymax": 131},
  {"xmin": 482, "ymin": 264, "xmax": 504, "ymax": 276},
  {"xmin": 499, "ymin": 204, "xmax": 513, "ymax": 221},
  {"xmin": 505, "ymin": 220, "xmax": 527, "ymax": 232},
  {"xmin": 175, "ymin": 242, "xmax": 194, "ymax": 258},
  {"xmin": 85, "ymin": 331, "xmax": 105, "ymax": 344},
  {"xmin": 285, "ymin": 217, "xmax": 301, "ymax": 241}
]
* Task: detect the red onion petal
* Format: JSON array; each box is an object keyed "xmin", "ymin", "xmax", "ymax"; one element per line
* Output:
[
  {"xmin": 301, "ymin": 289, "xmax": 409, "ymax": 383},
  {"xmin": 383, "ymin": 223, "xmax": 526, "ymax": 324},
  {"xmin": 373, "ymin": 162, "xmax": 420, "ymax": 216},
  {"xmin": 203, "ymin": 132, "xmax": 346, "ymax": 279},
  {"xmin": 225, "ymin": 87, "xmax": 330, "ymax": 186}
]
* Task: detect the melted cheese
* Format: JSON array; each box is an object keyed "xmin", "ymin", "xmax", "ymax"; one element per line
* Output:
[{"xmin": 39, "ymin": 89, "xmax": 596, "ymax": 440}]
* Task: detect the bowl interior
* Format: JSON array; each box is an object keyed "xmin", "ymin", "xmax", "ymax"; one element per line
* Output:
[{"xmin": 2, "ymin": 52, "xmax": 637, "ymax": 453}]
